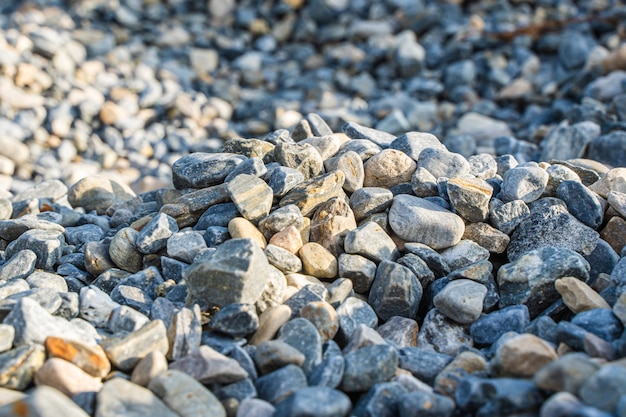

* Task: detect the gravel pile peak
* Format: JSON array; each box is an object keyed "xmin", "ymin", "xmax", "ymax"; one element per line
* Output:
[{"xmin": 1, "ymin": 0, "xmax": 626, "ymax": 416}]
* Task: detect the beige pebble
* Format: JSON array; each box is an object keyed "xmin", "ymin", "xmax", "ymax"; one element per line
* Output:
[
  {"xmin": 555, "ymin": 276, "xmax": 611, "ymax": 313},
  {"xmin": 495, "ymin": 333, "xmax": 557, "ymax": 377},
  {"xmin": 300, "ymin": 301, "xmax": 339, "ymax": 342},
  {"xmin": 249, "ymin": 305, "xmax": 292, "ymax": 346},
  {"xmin": 434, "ymin": 351, "xmax": 487, "ymax": 397},
  {"xmin": 228, "ymin": 217, "xmax": 267, "ymax": 249},
  {"xmin": 363, "ymin": 149, "xmax": 416, "ymax": 188},
  {"xmin": 269, "ymin": 225, "xmax": 303, "ymax": 254},
  {"xmin": 285, "ymin": 273, "xmax": 325, "ymax": 290},
  {"xmin": 35, "ymin": 358, "xmax": 103, "ymax": 397},
  {"xmin": 281, "ymin": 285, "xmax": 299, "ymax": 302},
  {"xmin": 298, "ymin": 242, "xmax": 338, "ymax": 279},
  {"xmin": 131, "ymin": 350, "xmax": 169, "ymax": 387}
]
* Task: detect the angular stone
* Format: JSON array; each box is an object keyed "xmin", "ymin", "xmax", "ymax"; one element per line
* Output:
[
  {"xmin": 434, "ymin": 279, "xmax": 487, "ymax": 324},
  {"xmin": 376, "ymin": 316, "xmax": 419, "ymax": 348},
  {"xmin": 368, "ymin": 260, "xmax": 422, "ymax": 322},
  {"xmin": 34, "ymin": 357, "xmax": 102, "ymax": 397},
  {"xmin": 309, "ymin": 197, "xmax": 357, "ymax": 257},
  {"xmin": 0, "ymin": 344, "xmax": 45, "ymax": 390},
  {"xmin": 166, "ymin": 230, "xmax": 207, "ymax": 263},
  {"xmin": 5, "ymin": 229, "xmax": 64, "ymax": 270},
  {"xmin": 499, "ymin": 165, "xmax": 549, "ymax": 203},
  {"xmin": 417, "ymin": 148, "xmax": 470, "ymax": 179},
  {"xmin": 434, "ymin": 351, "xmax": 487, "ymax": 398},
  {"xmin": 324, "ymin": 150, "xmax": 364, "ymax": 193},
  {"xmin": 447, "ymin": 177, "xmax": 493, "ymax": 223},
  {"xmin": 498, "ymin": 246, "xmax": 590, "ymax": 317},
  {"xmin": 136, "ymin": 213, "xmax": 179, "ymax": 255},
  {"xmin": 283, "ymin": 283, "xmax": 327, "ymax": 318},
  {"xmin": 101, "ymin": 320, "xmax": 168, "ymax": 372},
  {"xmin": 131, "ymin": 350, "xmax": 168, "ymax": 387},
  {"xmin": 265, "ymin": 244, "xmax": 302, "ymax": 273},
  {"xmin": 462, "ymin": 222, "xmax": 510, "ymax": 254},
  {"xmin": 6, "ymin": 298, "xmax": 95, "ymax": 346},
  {"xmin": 338, "ymin": 253, "xmax": 377, "ymax": 293},
  {"xmin": 0, "ymin": 249, "xmax": 36, "ymax": 281},
  {"xmin": 171, "ymin": 152, "xmax": 246, "ymax": 189},
  {"xmin": 555, "ymin": 276, "xmax": 610, "ymax": 313},
  {"xmin": 267, "ymin": 165, "xmax": 305, "ymax": 197},
  {"xmin": 398, "ymin": 347, "xmax": 452, "ymax": 385},
  {"xmin": 148, "ymin": 370, "xmax": 226, "ymax": 417},
  {"xmin": 344, "ymin": 121, "xmax": 396, "ymax": 148},
  {"xmin": 493, "ymin": 333, "xmax": 558, "ymax": 377},
  {"xmin": 351, "ymin": 381, "xmax": 408, "ymax": 417},
  {"xmin": 277, "ymin": 317, "xmax": 323, "ymax": 374},
  {"xmin": 299, "ymin": 300, "xmax": 339, "ymax": 343},
  {"xmin": 341, "ymin": 344, "xmax": 398, "ymax": 392},
  {"xmin": 279, "ymin": 170, "xmax": 345, "ymax": 217},
  {"xmin": 254, "ymin": 339, "xmax": 306, "ymax": 375},
  {"xmin": 236, "ymin": 398, "xmax": 275, "ymax": 417},
  {"xmin": 601, "ymin": 216, "xmax": 626, "ymax": 253},
  {"xmin": 254, "ymin": 364, "xmax": 308, "ymax": 405},
  {"xmin": 274, "ymin": 142, "xmax": 324, "ymax": 180},
  {"xmin": 416, "ymin": 308, "xmax": 472, "ymax": 356},
  {"xmin": 185, "ymin": 238, "xmax": 270, "ymax": 308},
  {"xmin": 439, "ymin": 239, "xmax": 490, "ymax": 271},
  {"xmin": 0, "ymin": 324, "xmax": 14, "ymax": 353},
  {"xmin": 336, "ymin": 296, "xmax": 379, "ymax": 344},
  {"xmin": 508, "ymin": 204, "xmax": 599, "ymax": 261},
  {"xmin": 78, "ymin": 285, "xmax": 120, "ymax": 327},
  {"xmin": 490, "ymin": 199, "xmax": 530, "ymax": 234},
  {"xmin": 167, "ymin": 306, "xmax": 202, "ymax": 360},
  {"xmin": 169, "ymin": 345, "xmax": 248, "ymax": 384},
  {"xmin": 588, "ymin": 167, "xmax": 626, "ymax": 198},
  {"xmin": 455, "ymin": 376, "xmax": 543, "ymax": 415},
  {"xmin": 108, "ymin": 227, "xmax": 144, "ymax": 273},
  {"xmin": 299, "ymin": 242, "xmax": 337, "ymax": 279},
  {"xmin": 226, "ymin": 174, "xmax": 273, "ymax": 223},
  {"xmin": 344, "ymin": 221, "xmax": 399, "ymax": 262},
  {"xmin": 44, "ymin": 336, "xmax": 110, "ymax": 379},
  {"xmin": 350, "ymin": 188, "xmax": 394, "ymax": 222},
  {"xmin": 0, "ymin": 216, "xmax": 65, "ymax": 242},
  {"xmin": 268, "ymin": 226, "xmax": 303, "ymax": 254},
  {"xmin": 68, "ymin": 175, "xmax": 135, "ymax": 214},
  {"xmin": 556, "ymin": 180, "xmax": 604, "ymax": 229},
  {"xmin": 389, "ymin": 195, "xmax": 465, "ymax": 250},
  {"xmin": 363, "ymin": 149, "xmax": 416, "ymax": 188},
  {"xmin": 208, "ymin": 303, "xmax": 258, "ymax": 338},
  {"xmin": 96, "ymin": 377, "xmax": 178, "ymax": 417},
  {"xmin": 470, "ymin": 305, "xmax": 530, "ymax": 346}
]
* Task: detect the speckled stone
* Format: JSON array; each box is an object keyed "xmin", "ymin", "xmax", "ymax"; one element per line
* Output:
[
  {"xmin": 343, "ymin": 221, "xmax": 399, "ymax": 263},
  {"xmin": 300, "ymin": 301, "xmax": 339, "ymax": 342},
  {"xmin": 368, "ymin": 260, "xmax": 422, "ymax": 322},
  {"xmin": 470, "ymin": 305, "xmax": 530, "ymax": 346},
  {"xmin": 335, "ymin": 296, "xmax": 379, "ymax": 344},
  {"xmin": 533, "ymin": 352, "xmax": 600, "ymax": 393},
  {"xmin": 493, "ymin": 333, "xmax": 558, "ymax": 377},
  {"xmin": 363, "ymin": 149, "xmax": 416, "ymax": 188},
  {"xmin": 462, "ymin": 222, "xmax": 510, "ymax": 254},
  {"xmin": 556, "ymin": 180, "xmax": 604, "ymax": 229},
  {"xmin": 171, "ymin": 153, "xmax": 246, "ymax": 189},
  {"xmin": 447, "ymin": 177, "xmax": 493, "ymax": 223},
  {"xmin": 376, "ymin": 316, "xmax": 419, "ymax": 348},
  {"xmin": 433, "ymin": 279, "xmax": 487, "ymax": 324},
  {"xmin": 279, "ymin": 170, "xmax": 346, "ymax": 217},
  {"xmin": 341, "ymin": 344, "xmax": 398, "ymax": 392}
]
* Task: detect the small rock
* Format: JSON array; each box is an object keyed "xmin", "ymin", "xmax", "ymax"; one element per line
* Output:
[
  {"xmin": 34, "ymin": 357, "xmax": 102, "ymax": 397},
  {"xmin": 376, "ymin": 316, "xmax": 419, "ymax": 348},
  {"xmin": 299, "ymin": 301, "xmax": 339, "ymax": 342},
  {"xmin": 493, "ymin": 333, "xmax": 558, "ymax": 377},
  {"xmin": 417, "ymin": 148, "xmax": 471, "ymax": 179},
  {"xmin": 254, "ymin": 364, "xmax": 308, "ymax": 404},
  {"xmin": 171, "ymin": 153, "xmax": 246, "ymax": 189},
  {"xmin": 433, "ymin": 279, "xmax": 487, "ymax": 324},
  {"xmin": 470, "ymin": 305, "xmax": 530, "ymax": 346},
  {"xmin": 208, "ymin": 303, "xmax": 259, "ymax": 338},
  {"xmin": 169, "ymin": 345, "xmax": 248, "ymax": 385},
  {"xmin": 533, "ymin": 352, "xmax": 600, "ymax": 393},
  {"xmin": 279, "ymin": 170, "xmax": 345, "ymax": 217},
  {"xmin": 579, "ymin": 364, "xmax": 626, "ymax": 413},
  {"xmin": 363, "ymin": 149, "xmax": 416, "ymax": 188},
  {"xmin": 555, "ymin": 276, "xmax": 610, "ymax": 313},
  {"xmin": 341, "ymin": 344, "xmax": 398, "ymax": 392},
  {"xmin": 299, "ymin": 242, "xmax": 338, "ymax": 279},
  {"xmin": 136, "ymin": 213, "xmax": 179, "ymax": 255},
  {"xmin": 131, "ymin": 350, "xmax": 168, "ymax": 387},
  {"xmin": 101, "ymin": 320, "xmax": 169, "ymax": 372},
  {"xmin": 0, "ymin": 385, "xmax": 89, "ymax": 417},
  {"xmin": 462, "ymin": 223, "xmax": 510, "ymax": 254},
  {"xmin": 96, "ymin": 377, "xmax": 178, "ymax": 417},
  {"xmin": 68, "ymin": 175, "xmax": 135, "ymax": 215},
  {"xmin": 0, "ymin": 344, "xmax": 46, "ymax": 390},
  {"xmin": 447, "ymin": 177, "xmax": 493, "ymax": 223},
  {"xmin": 253, "ymin": 340, "xmax": 305, "ymax": 374},
  {"xmin": 368, "ymin": 260, "xmax": 422, "ymax": 321},
  {"xmin": 337, "ymin": 253, "xmax": 377, "ymax": 293},
  {"xmin": 227, "ymin": 174, "xmax": 273, "ymax": 224},
  {"xmin": 499, "ymin": 165, "xmax": 549, "ymax": 203},
  {"xmin": 343, "ymin": 221, "xmax": 399, "ymax": 263},
  {"xmin": 44, "ymin": 336, "xmax": 110, "ymax": 379},
  {"xmin": 273, "ymin": 386, "xmax": 352, "ymax": 417}
]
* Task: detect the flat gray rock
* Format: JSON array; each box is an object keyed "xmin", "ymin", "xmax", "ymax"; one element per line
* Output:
[{"xmin": 172, "ymin": 152, "xmax": 246, "ymax": 189}]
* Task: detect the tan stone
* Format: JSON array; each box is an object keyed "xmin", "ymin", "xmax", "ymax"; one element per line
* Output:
[
  {"xmin": 131, "ymin": 350, "xmax": 168, "ymax": 387},
  {"xmin": 35, "ymin": 358, "xmax": 103, "ymax": 397},
  {"xmin": 249, "ymin": 305, "xmax": 292, "ymax": 346},
  {"xmin": 100, "ymin": 100, "xmax": 126, "ymax": 125},
  {"xmin": 269, "ymin": 225, "xmax": 303, "ymax": 254},
  {"xmin": 462, "ymin": 222, "xmax": 510, "ymax": 253},
  {"xmin": 601, "ymin": 216, "xmax": 626, "ymax": 253},
  {"xmin": 299, "ymin": 301, "xmax": 339, "ymax": 342},
  {"xmin": 285, "ymin": 273, "xmax": 324, "ymax": 290},
  {"xmin": 309, "ymin": 197, "xmax": 357, "ymax": 257},
  {"xmin": 364, "ymin": 149, "xmax": 417, "ymax": 188},
  {"xmin": 228, "ymin": 217, "xmax": 267, "ymax": 249},
  {"xmin": 589, "ymin": 167, "xmax": 626, "ymax": 198},
  {"xmin": 299, "ymin": 242, "xmax": 338, "ymax": 279},
  {"xmin": 44, "ymin": 336, "xmax": 111, "ymax": 379},
  {"xmin": 496, "ymin": 333, "xmax": 558, "ymax": 377},
  {"xmin": 555, "ymin": 277, "xmax": 611, "ymax": 313},
  {"xmin": 279, "ymin": 170, "xmax": 345, "ymax": 217},
  {"xmin": 434, "ymin": 351, "xmax": 487, "ymax": 396}
]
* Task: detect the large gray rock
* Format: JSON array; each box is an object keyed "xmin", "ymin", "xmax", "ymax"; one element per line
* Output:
[
  {"xmin": 389, "ymin": 195, "xmax": 465, "ymax": 250},
  {"xmin": 184, "ymin": 238, "xmax": 270, "ymax": 308},
  {"xmin": 498, "ymin": 246, "xmax": 590, "ymax": 317}
]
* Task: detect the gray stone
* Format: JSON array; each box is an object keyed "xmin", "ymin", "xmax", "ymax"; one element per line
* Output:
[
  {"xmin": 0, "ymin": 249, "xmax": 36, "ymax": 281},
  {"xmin": 208, "ymin": 303, "xmax": 259, "ymax": 338},
  {"xmin": 165, "ymin": 231, "xmax": 207, "ymax": 264},
  {"xmin": 195, "ymin": 202, "xmax": 239, "ymax": 230},
  {"xmin": 468, "ymin": 154, "xmax": 498, "ymax": 180},
  {"xmin": 417, "ymin": 148, "xmax": 470, "ymax": 179},
  {"xmin": 498, "ymin": 246, "xmax": 590, "ymax": 317},
  {"xmin": 253, "ymin": 339, "xmax": 305, "ymax": 374},
  {"xmin": 277, "ymin": 317, "xmax": 323, "ymax": 375},
  {"xmin": 338, "ymin": 253, "xmax": 377, "ymax": 293},
  {"xmin": 434, "ymin": 279, "xmax": 487, "ymax": 324},
  {"xmin": 489, "ymin": 199, "xmax": 530, "ymax": 234},
  {"xmin": 84, "ymin": 241, "xmax": 116, "ymax": 277},
  {"xmin": 351, "ymin": 381, "xmax": 408, "ymax": 417},
  {"xmin": 236, "ymin": 398, "xmax": 275, "ymax": 417},
  {"xmin": 283, "ymin": 284, "xmax": 327, "ymax": 318},
  {"xmin": 343, "ymin": 121, "xmax": 396, "ymax": 148},
  {"xmin": 265, "ymin": 244, "xmax": 302, "ymax": 273},
  {"xmin": 0, "ymin": 217, "xmax": 65, "ymax": 242},
  {"xmin": 390, "ymin": 132, "xmax": 445, "ymax": 161},
  {"xmin": 350, "ymin": 187, "xmax": 393, "ymax": 221},
  {"xmin": 336, "ymin": 296, "xmax": 379, "ymax": 344},
  {"xmin": 224, "ymin": 157, "xmax": 267, "ymax": 183},
  {"xmin": 184, "ymin": 238, "xmax": 270, "ymax": 308},
  {"xmin": 167, "ymin": 306, "xmax": 202, "ymax": 360},
  {"xmin": 171, "ymin": 152, "xmax": 246, "ymax": 189},
  {"xmin": 0, "ymin": 344, "xmax": 45, "ymax": 390},
  {"xmin": 439, "ymin": 240, "xmax": 490, "ymax": 271},
  {"xmin": 544, "ymin": 164, "xmax": 581, "ymax": 197},
  {"xmin": 266, "ymin": 166, "xmax": 305, "ymax": 197},
  {"xmin": 68, "ymin": 176, "xmax": 135, "ymax": 215},
  {"xmin": 341, "ymin": 344, "xmax": 398, "ymax": 392},
  {"xmin": 136, "ymin": 213, "xmax": 179, "ymax": 255},
  {"xmin": 376, "ymin": 316, "xmax": 419, "ymax": 348},
  {"xmin": 470, "ymin": 305, "xmax": 530, "ymax": 346},
  {"xmin": 416, "ymin": 308, "xmax": 473, "ymax": 356},
  {"xmin": 579, "ymin": 364, "xmax": 626, "ymax": 413},
  {"xmin": 273, "ymin": 386, "xmax": 352, "ymax": 417},
  {"xmin": 411, "ymin": 167, "xmax": 439, "ymax": 197},
  {"xmin": 368, "ymin": 260, "xmax": 422, "ymax": 321},
  {"xmin": 396, "ymin": 253, "xmax": 436, "ymax": 288},
  {"xmin": 556, "ymin": 180, "xmax": 604, "ymax": 229},
  {"xmin": 109, "ymin": 227, "xmax": 144, "ymax": 273},
  {"xmin": 227, "ymin": 174, "xmax": 273, "ymax": 223},
  {"xmin": 148, "ymin": 370, "xmax": 226, "ymax": 417},
  {"xmin": 540, "ymin": 121, "xmax": 601, "ymax": 161},
  {"xmin": 508, "ymin": 204, "xmax": 599, "ymax": 261},
  {"xmin": 274, "ymin": 142, "xmax": 324, "ymax": 180},
  {"xmin": 403, "ymin": 243, "xmax": 450, "ymax": 278},
  {"xmin": 0, "ymin": 385, "xmax": 89, "ymax": 417},
  {"xmin": 389, "ymin": 195, "xmax": 464, "ymax": 250},
  {"xmin": 4, "ymin": 229, "xmax": 64, "ymax": 270},
  {"xmin": 107, "ymin": 305, "xmax": 150, "ymax": 333},
  {"xmin": 499, "ymin": 165, "xmax": 549, "ymax": 203},
  {"xmin": 447, "ymin": 177, "xmax": 493, "ymax": 223},
  {"xmin": 534, "ymin": 352, "xmax": 601, "ymax": 394},
  {"xmin": 398, "ymin": 390, "xmax": 455, "ymax": 417},
  {"xmin": 344, "ymin": 221, "xmax": 399, "ymax": 263},
  {"xmin": 169, "ymin": 345, "xmax": 248, "ymax": 385},
  {"xmin": 586, "ymin": 131, "xmax": 626, "ymax": 168},
  {"xmin": 101, "ymin": 320, "xmax": 169, "ymax": 371},
  {"xmin": 254, "ymin": 364, "xmax": 308, "ymax": 404},
  {"xmin": 398, "ymin": 347, "xmax": 452, "ymax": 385},
  {"xmin": 309, "ymin": 197, "xmax": 357, "ymax": 257},
  {"xmin": 96, "ymin": 378, "xmax": 178, "ymax": 417}
]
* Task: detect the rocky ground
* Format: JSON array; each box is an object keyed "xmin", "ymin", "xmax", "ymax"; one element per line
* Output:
[{"xmin": 1, "ymin": 0, "xmax": 626, "ymax": 416}]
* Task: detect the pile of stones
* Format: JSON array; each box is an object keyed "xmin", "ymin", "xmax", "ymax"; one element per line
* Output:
[
  {"xmin": 1, "ymin": 113, "xmax": 626, "ymax": 416},
  {"xmin": 0, "ymin": 0, "xmax": 625, "ymax": 196}
]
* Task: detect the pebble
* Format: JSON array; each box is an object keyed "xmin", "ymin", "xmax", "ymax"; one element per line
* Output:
[
  {"xmin": 398, "ymin": 347, "xmax": 452, "ymax": 385},
  {"xmin": 0, "ymin": 385, "xmax": 89, "ymax": 417},
  {"xmin": 351, "ymin": 381, "xmax": 407, "ymax": 417},
  {"xmin": 254, "ymin": 364, "xmax": 307, "ymax": 404},
  {"xmin": 341, "ymin": 344, "xmax": 398, "ymax": 392},
  {"xmin": 499, "ymin": 165, "xmax": 549, "ymax": 203},
  {"xmin": 533, "ymin": 352, "xmax": 601, "ymax": 393},
  {"xmin": 388, "ymin": 195, "xmax": 465, "ymax": 250},
  {"xmin": 101, "ymin": 319, "xmax": 168, "ymax": 372},
  {"xmin": 273, "ymin": 386, "xmax": 351, "ymax": 417},
  {"xmin": 556, "ymin": 180, "xmax": 604, "ymax": 229},
  {"xmin": 433, "ymin": 279, "xmax": 487, "ymax": 324},
  {"xmin": 470, "ymin": 305, "xmax": 530, "ymax": 346},
  {"xmin": 447, "ymin": 177, "xmax": 493, "ymax": 223},
  {"xmin": 363, "ymin": 149, "xmax": 416, "ymax": 188},
  {"xmin": 298, "ymin": 242, "xmax": 338, "ymax": 279},
  {"xmin": 417, "ymin": 148, "xmax": 471, "ymax": 180},
  {"xmin": 343, "ymin": 221, "xmax": 399, "ymax": 263},
  {"xmin": 493, "ymin": 333, "xmax": 558, "ymax": 377},
  {"xmin": 44, "ymin": 336, "xmax": 110, "ymax": 379},
  {"xmin": 227, "ymin": 174, "xmax": 273, "ymax": 223},
  {"xmin": 416, "ymin": 308, "xmax": 472, "ymax": 356},
  {"xmin": 131, "ymin": 351, "xmax": 168, "ymax": 387},
  {"xmin": 555, "ymin": 277, "xmax": 611, "ymax": 313},
  {"xmin": 96, "ymin": 377, "xmax": 178, "ymax": 417},
  {"xmin": 169, "ymin": 345, "xmax": 248, "ymax": 385},
  {"xmin": 578, "ymin": 363, "xmax": 626, "ymax": 413},
  {"xmin": 368, "ymin": 260, "xmax": 422, "ymax": 321},
  {"xmin": 34, "ymin": 357, "xmax": 103, "ymax": 397},
  {"xmin": 208, "ymin": 303, "xmax": 259, "ymax": 338}
]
